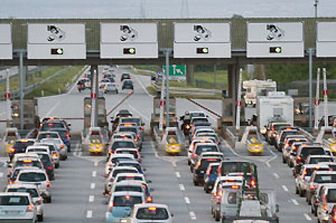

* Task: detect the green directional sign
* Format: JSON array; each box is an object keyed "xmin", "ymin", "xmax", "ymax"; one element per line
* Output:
[{"xmin": 162, "ymin": 64, "xmax": 187, "ymax": 80}]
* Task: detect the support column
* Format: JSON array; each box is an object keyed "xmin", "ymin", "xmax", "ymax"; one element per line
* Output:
[
  {"xmin": 227, "ymin": 63, "xmax": 240, "ymax": 126},
  {"xmin": 186, "ymin": 64, "xmax": 194, "ymax": 85},
  {"xmin": 19, "ymin": 51, "xmax": 25, "ymax": 130}
]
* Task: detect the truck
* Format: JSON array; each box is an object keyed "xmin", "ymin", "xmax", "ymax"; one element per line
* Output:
[
  {"xmin": 243, "ymin": 79, "xmax": 277, "ymax": 106},
  {"xmin": 150, "ymin": 92, "xmax": 178, "ymax": 133},
  {"xmin": 256, "ymin": 92, "xmax": 294, "ymax": 132},
  {"xmin": 9, "ymin": 99, "xmax": 40, "ymax": 130}
]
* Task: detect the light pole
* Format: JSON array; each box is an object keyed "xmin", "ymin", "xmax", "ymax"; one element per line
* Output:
[{"xmin": 314, "ymin": 0, "xmax": 319, "ymax": 19}]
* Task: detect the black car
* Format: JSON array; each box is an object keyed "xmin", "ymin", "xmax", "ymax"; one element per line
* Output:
[
  {"xmin": 193, "ymin": 157, "xmax": 222, "ymax": 186},
  {"xmin": 121, "ymin": 73, "xmax": 131, "ymax": 82},
  {"xmin": 122, "ymin": 80, "xmax": 134, "ymax": 90},
  {"xmin": 9, "ymin": 139, "xmax": 35, "ymax": 160}
]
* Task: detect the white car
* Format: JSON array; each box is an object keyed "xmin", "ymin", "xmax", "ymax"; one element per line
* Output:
[
  {"xmin": 104, "ymin": 166, "xmax": 139, "ymax": 195},
  {"xmin": 0, "ymin": 192, "xmax": 37, "ymax": 223},
  {"xmin": 14, "ymin": 169, "xmax": 52, "ymax": 203},
  {"xmin": 5, "ymin": 184, "xmax": 44, "ymax": 221},
  {"xmin": 130, "ymin": 203, "xmax": 173, "ymax": 223},
  {"xmin": 40, "ymin": 138, "xmax": 68, "ymax": 160},
  {"xmin": 105, "ymin": 154, "xmax": 135, "ymax": 176}
]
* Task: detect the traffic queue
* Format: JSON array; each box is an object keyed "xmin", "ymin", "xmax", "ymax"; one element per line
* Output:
[
  {"xmin": 266, "ymin": 121, "xmax": 336, "ymax": 223},
  {"xmin": 0, "ymin": 117, "xmax": 71, "ymax": 222},
  {"xmin": 181, "ymin": 111, "xmax": 279, "ymax": 223},
  {"xmin": 104, "ymin": 109, "xmax": 173, "ymax": 223}
]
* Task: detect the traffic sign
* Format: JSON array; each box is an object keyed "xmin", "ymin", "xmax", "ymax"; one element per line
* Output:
[
  {"xmin": 0, "ymin": 24, "xmax": 12, "ymax": 59},
  {"xmin": 100, "ymin": 23, "xmax": 158, "ymax": 59},
  {"xmin": 27, "ymin": 23, "xmax": 86, "ymax": 59},
  {"xmin": 174, "ymin": 23, "xmax": 231, "ymax": 58},
  {"xmin": 247, "ymin": 22, "xmax": 304, "ymax": 58},
  {"xmin": 162, "ymin": 64, "xmax": 187, "ymax": 80},
  {"xmin": 316, "ymin": 22, "xmax": 336, "ymax": 57}
]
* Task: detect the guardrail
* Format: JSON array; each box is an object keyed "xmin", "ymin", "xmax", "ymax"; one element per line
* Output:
[{"xmin": 152, "ymin": 82, "xmax": 221, "ymax": 96}]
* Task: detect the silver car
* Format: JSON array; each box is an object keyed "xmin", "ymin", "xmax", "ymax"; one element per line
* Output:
[
  {"xmin": 5, "ymin": 184, "xmax": 44, "ymax": 222},
  {"xmin": 40, "ymin": 138, "xmax": 68, "ymax": 160},
  {"xmin": 0, "ymin": 192, "xmax": 37, "ymax": 223}
]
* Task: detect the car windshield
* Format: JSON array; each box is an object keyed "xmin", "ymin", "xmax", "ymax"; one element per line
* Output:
[
  {"xmin": 305, "ymin": 168, "xmax": 329, "ymax": 176},
  {"xmin": 119, "ymin": 127, "xmax": 137, "ymax": 134},
  {"xmin": 200, "ymin": 158, "xmax": 222, "ymax": 169},
  {"xmin": 111, "ymin": 157, "xmax": 133, "ymax": 164},
  {"xmin": 274, "ymin": 124, "xmax": 291, "ymax": 131},
  {"xmin": 327, "ymin": 189, "xmax": 336, "ymax": 203},
  {"xmin": 136, "ymin": 207, "xmax": 169, "ymax": 220},
  {"xmin": 113, "ymin": 195, "xmax": 142, "ymax": 207},
  {"xmin": 38, "ymin": 133, "xmax": 59, "ymax": 140},
  {"xmin": 7, "ymin": 188, "xmax": 38, "ymax": 198},
  {"xmin": 195, "ymin": 145, "xmax": 218, "ymax": 155},
  {"xmin": 314, "ymin": 174, "xmax": 336, "ymax": 183},
  {"xmin": 0, "ymin": 196, "xmax": 29, "ymax": 206},
  {"xmin": 41, "ymin": 122, "xmax": 65, "ymax": 131},
  {"xmin": 221, "ymin": 162, "xmax": 254, "ymax": 175},
  {"xmin": 116, "ymin": 151, "xmax": 138, "ymax": 158},
  {"xmin": 115, "ymin": 186, "xmax": 143, "ymax": 193},
  {"xmin": 117, "ymin": 176, "xmax": 143, "ymax": 182},
  {"xmin": 37, "ymin": 154, "xmax": 51, "ymax": 164},
  {"xmin": 301, "ymin": 148, "xmax": 325, "ymax": 159},
  {"xmin": 118, "ymin": 163, "xmax": 141, "ymax": 172},
  {"xmin": 18, "ymin": 172, "xmax": 46, "ymax": 182},
  {"xmin": 112, "ymin": 141, "xmax": 135, "ymax": 149},
  {"xmin": 309, "ymin": 157, "xmax": 333, "ymax": 164},
  {"xmin": 121, "ymin": 118, "xmax": 141, "ymax": 125},
  {"xmin": 13, "ymin": 141, "xmax": 34, "ymax": 151}
]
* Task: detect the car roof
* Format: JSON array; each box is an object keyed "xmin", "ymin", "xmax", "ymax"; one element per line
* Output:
[
  {"xmin": 112, "ymin": 139, "xmax": 134, "ymax": 143},
  {"xmin": 0, "ymin": 192, "xmax": 31, "ymax": 197},
  {"xmin": 117, "ymin": 160, "xmax": 141, "ymax": 165},
  {"xmin": 134, "ymin": 203, "xmax": 169, "ymax": 209},
  {"xmin": 195, "ymin": 143, "xmax": 217, "ymax": 147},
  {"xmin": 112, "ymin": 166, "xmax": 138, "ymax": 171},
  {"xmin": 27, "ymin": 145, "xmax": 49, "ymax": 149},
  {"xmin": 303, "ymin": 164, "xmax": 330, "ymax": 169},
  {"xmin": 111, "ymin": 154, "xmax": 135, "ymax": 158},
  {"xmin": 38, "ymin": 131, "xmax": 59, "ymax": 134},
  {"xmin": 314, "ymin": 171, "xmax": 336, "ymax": 175},
  {"xmin": 115, "ymin": 148, "xmax": 138, "ymax": 151},
  {"xmin": 114, "ymin": 180, "xmax": 148, "ymax": 187},
  {"xmin": 308, "ymin": 155, "xmax": 333, "ymax": 158},
  {"xmin": 18, "ymin": 169, "xmax": 46, "ymax": 174},
  {"xmin": 16, "ymin": 139, "xmax": 35, "ymax": 143},
  {"xmin": 112, "ymin": 191, "xmax": 144, "ymax": 197},
  {"xmin": 116, "ymin": 173, "xmax": 144, "ymax": 177},
  {"xmin": 6, "ymin": 184, "xmax": 38, "ymax": 189}
]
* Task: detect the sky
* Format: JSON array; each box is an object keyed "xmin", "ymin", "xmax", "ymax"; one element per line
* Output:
[{"xmin": 0, "ymin": 0, "xmax": 335, "ymax": 19}]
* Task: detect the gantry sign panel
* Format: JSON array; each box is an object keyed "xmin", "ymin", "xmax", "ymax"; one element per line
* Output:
[
  {"xmin": 100, "ymin": 23, "xmax": 158, "ymax": 59},
  {"xmin": 247, "ymin": 22, "xmax": 304, "ymax": 58},
  {"xmin": 27, "ymin": 23, "xmax": 86, "ymax": 59},
  {"xmin": 0, "ymin": 24, "xmax": 12, "ymax": 60},
  {"xmin": 316, "ymin": 22, "xmax": 336, "ymax": 57},
  {"xmin": 173, "ymin": 23, "xmax": 231, "ymax": 58}
]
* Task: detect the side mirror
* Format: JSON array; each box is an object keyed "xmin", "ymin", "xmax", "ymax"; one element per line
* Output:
[
  {"xmin": 68, "ymin": 124, "xmax": 71, "ymax": 127},
  {"xmin": 147, "ymin": 179, "xmax": 152, "ymax": 183}
]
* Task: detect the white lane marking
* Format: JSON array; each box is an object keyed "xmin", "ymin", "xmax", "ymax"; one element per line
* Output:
[
  {"xmin": 94, "ymin": 161, "xmax": 99, "ymax": 167},
  {"xmin": 0, "ymin": 172, "xmax": 3, "ymax": 178},
  {"xmin": 92, "ymin": 171, "xmax": 97, "ymax": 177},
  {"xmin": 127, "ymin": 102, "xmax": 150, "ymax": 122},
  {"xmin": 304, "ymin": 213, "xmax": 312, "ymax": 221},
  {"xmin": 179, "ymin": 184, "xmax": 185, "ymax": 191},
  {"xmin": 266, "ymin": 162, "xmax": 271, "ymax": 167},
  {"xmin": 86, "ymin": 210, "xmax": 93, "ymax": 218},
  {"xmin": 44, "ymin": 101, "xmax": 60, "ymax": 117},
  {"xmin": 185, "ymin": 197, "xmax": 190, "ymax": 204},
  {"xmin": 291, "ymin": 199, "xmax": 299, "ymax": 206},
  {"xmin": 265, "ymin": 150, "xmax": 278, "ymax": 167},
  {"xmin": 189, "ymin": 211, "xmax": 197, "ymax": 220},
  {"xmin": 90, "ymin": 183, "xmax": 95, "ymax": 189},
  {"xmin": 273, "ymin": 173, "xmax": 280, "ymax": 179},
  {"xmin": 133, "ymin": 75, "xmax": 151, "ymax": 97},
  {"xmin": 89, "ymin": 195, "xmax": 94, "ymax": 203},
  {"xmin": 175, "ymin": 172, "xmax": 181, "ymax": 178},
  {"xmin": 282, "ymin": 185, "xmax": 289, "ymax": 192},
  {"xmin": 172, "ymin": 161, "xmax": 177, "ymax": 167}
]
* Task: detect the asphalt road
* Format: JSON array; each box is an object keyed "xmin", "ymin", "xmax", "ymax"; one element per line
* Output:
[{"xmin": 0, "ymin": 65, "xmax": 332, "ymax": 222}]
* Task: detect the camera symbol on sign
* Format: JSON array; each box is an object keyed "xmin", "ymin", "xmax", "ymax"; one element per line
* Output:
[
  {"xmin": 266, "ymin": 24, "xmax": 284, "ymax": 41},
  {"xmin": 193, "ymin": 25, "xmax": 211, "ymax": 42},
  {"xmin": 120, "ymin": 25, "xmax": 138, "ymax": 42},
  {"xmin": 47, "ymin": 25, "xmax": 66, "ymax": 42}
]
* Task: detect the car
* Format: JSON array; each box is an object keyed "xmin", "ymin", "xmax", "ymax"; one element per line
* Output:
[
  {"xmin": 119, "ymin": 117, "xmax": 145, "ymax": 130},
  {"xmin": 33, "ymin": 142, "xmax": 61, "ymax": 168},
  {"xmin": 316, "ymin": 185, "xmax": 336, "ymax": 223},
  {"xmin": 114, "ymin": 148, "xmax": 142, "ymax": 163},
  {"xmin": 190, "ymin": 143, "xmax": 219, "ymax": 172},
  {"xmin": 293, "ymin": 144, "xmax": 327, "ymax": 176},
  {"xmin": 104, "ymin": 166, "xmax": 139, "ymax": 195},
  {"xmin": 282, "ymin": 137, "xmax": 309, "ymax": 163},
  {"xmin": 40, "ymin": 119, "xmax": 71, "ymax": 132},
  {"xmin": 36, "ymin": 131, "xmax": 61, "ymax": 141},
  {"xmin": 14, "ymin": 169, "xmax": 52, "ymax": 203},
  {"xmin": 113, "ymin": 173, "xmax": 147, "ymax": 185},
  {"xmin": 40, "ymin": 138, "xmax": 68, "ymax": 160},
  {"xmin": 116, "ymin": 161, "xmax": 145, "ymax": 175},
  {"xmin": 193, "ymin": 156, "xmax": 223, "ymax": 186},
  {"xmin": 108, "ymin": 139, "xmax": 137, "ymax": 156},
  {"xmin": 204, "ymin": 162, "xmax": 220, "ymax": 193},
  {"xmin": 105, "ymin": 154, "xmax": 135, "ymax": 176},
  {"xmin": 104, "ymin": 82, "xmax": 118, "ymax": 94},
  {"xmin": 5, "ymin": 184, "xmax": 44, "ymax": 221},
  {"xmin": 188, "ymin": 138, "xmax": 214, "ymax": 165},
  {"xmin": 122, "ymin": 79, "xmax": 134, "ymax": 90},
  {"xmin": 306, "ymin": 171, "xmax": 336, "ymax": 204},
  {"xmin": 295, "ymin": 164, "xmax": 330, "ymax": 197},
  {"xmin": 117, "ymin": 125, "xmax": 143, "ymax": 146},
  {"xmin": 33, "ymin": 152, "xmax": 55, "ymax": 181},
  {"xmin": 287, "ymin": 141, "xmax": 307, "ymax": 167},
  {"xmin": 306, "ymin": 155, "xmax": 335, "ymax": 165},
  {"xmin": 7, "ymin": 139, "xmax": 36, "ymax": 160},
  {"xmin": 111, "ymin": 180, "xmax": 153, "ymax": 203},
  {"xmin": 129, "ymin": 203, "xmax": 173, "ymax": 223},
  {"xmin": 0, "ymin": 192, "xmax": 37, "ymax": 223},
  {"xmin": 275, "ymin": 127, "xmax": 300, "ymax": 151},
  {"xmin": 266, "ymin": 122, "xmax": 292, "ymax": 145},
  {"xmin": 26, "ymin": 145, "xmax": 60, "ymax": 169},
  {"xmin": 120, "ymin": 73, "xmax": 131, "ymax": 82},
  {"xmin": 106, "ymin": 191, "xmax": 144, "ymax": 223},
  {"xmin": 8, "ymin": 154, "xmax": 44, "ymax": 178},
  {"xmin": 217, "ymin": 160, "xmax": 256, "ymax": 177},
  {"xmin": 45, "ymin": 128, "xmax": 71, "ymax": 152}
]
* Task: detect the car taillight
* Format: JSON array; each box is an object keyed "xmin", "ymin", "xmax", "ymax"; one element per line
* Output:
[
  {"xmin": 250, "ymin": 179, "xmax": 256, "ymax": 188},
  {"xmin": 8, "ymin": 147, "xmax": 15, "ymax": 153},
  {"xmin": 60, "ymin": 144, "xmax": 65, "ymax": 149},
  {"xmin": 47, "ymin": 166, "xmax": 54, "ymax": 170},
  {"xmin": 47, "ymin": 181, "xmax": 51, "ymax": 188},
  {"xmin": 309, "ymin": 184, "xmax": 317, "ymax": 191},
  {"xmin": 192, "ymin": 153, "xmax": 197, "ymax": 159},
  {"xmin": 146, "ymin": 196, "xmax": 153, "ymax": 203},
  {"xmin": 26, "ymin": 204, "xmax": 35, "ymax": 212}
]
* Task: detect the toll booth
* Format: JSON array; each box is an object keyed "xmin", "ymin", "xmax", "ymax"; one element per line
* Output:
[
  {"xmin": 10, "ymin": 99, "xmax": 40, "ymax": 130},
  {"xmin": 83, "ymin": 97, "xmax": 108, "ymax": 135}
]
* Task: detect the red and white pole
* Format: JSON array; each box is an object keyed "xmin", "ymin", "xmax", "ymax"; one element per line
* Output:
[
  {"xmin": 5, "ymin": 69, "xmax": 12, "ymax": 121},
  {"xmin": 159, "ymin": 72, "xmax": 165, "ymax": 132},
  {"xmin": 323, "ymin": 68, "xmax": 328, "ymax": 127},
  {"xmin": 314, "ymin": 68, "xmax": 320, "ymax": 130}
]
